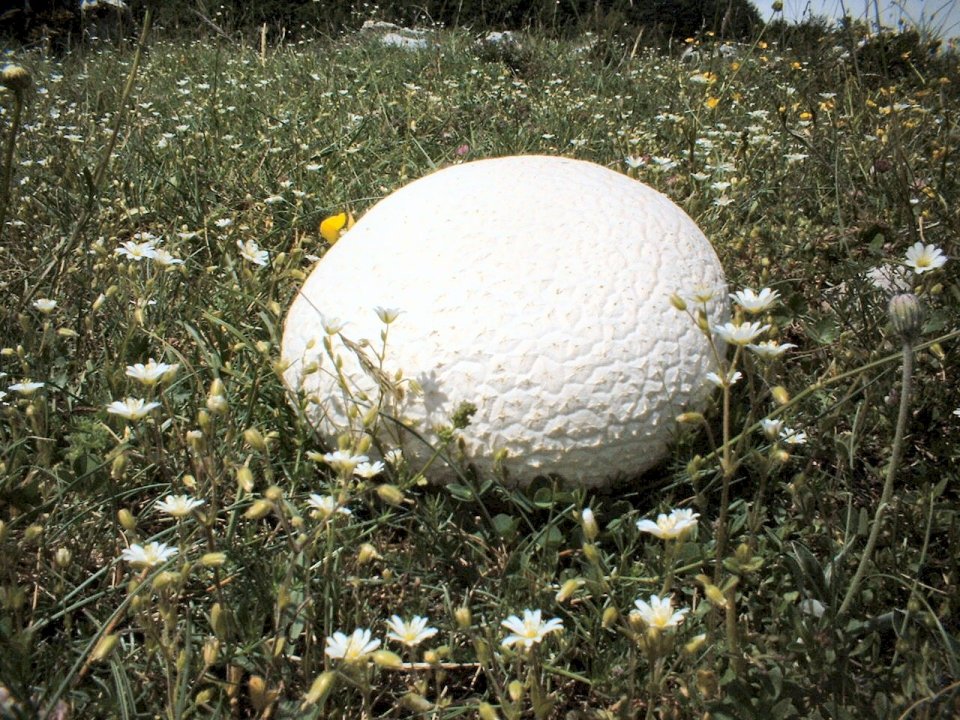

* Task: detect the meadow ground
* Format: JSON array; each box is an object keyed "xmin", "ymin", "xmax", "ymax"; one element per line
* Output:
[{"xmin": 0, "ymin": 19, "xmax": 959, "ymax": 719}]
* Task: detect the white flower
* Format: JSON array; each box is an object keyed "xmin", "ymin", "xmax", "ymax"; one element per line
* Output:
[
  {"xmin": 760, "ymin": 418, "xmax": 784, "ymax": 440},
  {"xmin": 633, "ymin": 594, "xmax": 688, "ymax": 630},
  {"xmin": 501, "ymin": 609, "xmax": 564, "ymax": 649},
  {"xmin": 237, "ymin": 239, "xmax": 268, "ymax": 267},
  {"xmin": 385, "ymin": 615, "xmax": 438, "ymax": 647},
  {"xmin": 306, "ymin": 493, "xmax": 351, "ymax": 521},
  {"xmin": 125, "ymin": 359, "xmax": 179, "ymax": 386},
  {"xmin": 748, "ymin": 340, "xmax": 796, "ymax": 358},
  {"xmin": 384, "ymin": 448, "xmax": 403, "ymax": 466},
  {"xmin": 8, "ymin": 381, "xmax": 45, "ymax": 395},
  {"xmin": 353, "ymin": 461, "xmax": 385, "ymax": 479},
  {"xmin": 325, "ymin": 628, "xmax": 380, "ymax": 663},
  {"xmin": 121, "ymin": 541, "xmax": 178, "ymax": 568},
  {"xmin": 683, "ymin": 283, "xmax": 723, "ymax": 305},
  {"xmin": 32, "ymin": 298, "xmax": 57, "ymax": 313},
  {"xmin": 705, "ymin": 369, "xmax": 742, "ymax": 388},
  {"xmin": 712, "ymin": 196, "xmax": 735, "ymax": 207},
  {"xmin": 624, "ymin": 155, "xmax": 646, "ymax": 169},
  {"xmin": 731, "ymin": 287, "xmax": 779, "ymax": 314},
  {"xmin": 713, "ymin": 320, "xmax": 770, "ymax": 346},
  {"xmin": 374, "ymin": 306, "xmax": 402, "ymax": 324},
  {"xmin": 799, "ymin": 598, "xmax": 826, "ymax": 618},
  {"xmin": 321, "ymin": 451, "xmax": 368, "ymax": 475},
  {"xmin": 214, "ymin": 218, "xmax": 233, "ymax": 229},
  {"xmin": 779, "ymin": 427, "xmax": 807, "ymax": 445},
  {"xmin": 106, "ymin": 397, "xmax": 161, "ymax": 421},
  {"xmin": 636, "ymin": 508, "xmax": 699, "ymax": 540},
  {"xmin": 784, "ymin": 153, "xmax": 808, "ymax": 163},
  {"xmin": 904, "ymin": 242, "xmax": 947, "ymax": 274},
  {"xmin": 115, "ymin": 239, "xmax": 158, "ymax": 261},
  {"xmin": 156, "ymin": 494, "xmax": 204, "ymax": 518},
  {"xmin": 264, "ymin": 195, "xmax": 284, "ymax": 205},
  {"xmin": 152, "ymin": 248, "xmax": 184, "ymax": 266},
  {"xmin": 320, "ymin": 314, "xmax": 345, "ymax": 335}
]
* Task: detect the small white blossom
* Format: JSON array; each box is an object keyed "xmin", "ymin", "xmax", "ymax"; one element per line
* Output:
[
  {"xmin": 385, "ymin": 615, "xmax": 438, "ymax": 647},
  {"xmin": 780, "ymin": 428, "xmax": 808, "ymax": 445},
  {"xmin": 706, "ymin": 369, "xmax": 742, "ymax": 388},
  {"xmin": 125, "ymin": 359, "xmax": 179, "ymax": 386},
  {"xmin": 904, "ymin": 242, "xmax": 947, "ymax": 274},
  {"xmin": 748, "ymin": 340, "xmax": 797, "ymax": 358},
  {"xmin": 636, "ymin": 508, "xmax": 700, "ymax": 540},
  {"xmin": 121, "ymin": 541, "xmax": 178, "ymax": 568},
  {"xmin": 321, "ymin": 451, "xmax": 368, "ymax": 475},
  {"xmin": 8, "ymin": 381, "xmax": 45, "ymax": 395},
  {"xmin": 156, "ymin": 494, "xmax": 205, "ymax": 518},
  {"xmin": 374, "ymin": 306, "xmax": 402, "ymax": 324},
  {"xmin": 306, "ymin": 493, "xmax": 352, "ymax": 521},
  {"xmin": 713, "ymin": 320, "xmax": 770, "ymax": 346},
  {"xmin": 325, "ymin": 628, "xmax": 380, "ymax": 663},
  {"xmin": 633, "ymin": 594, "xmax": 688, "ymax": 629},
  {"xmin": 353, "ymin": 461, "xmax": 385, "ymax": 479},
  {"xmin": 237, "ymin": 239, "xmax": 268, "ymax": 267},
  {"xmin": 115, "ymin": 239, "xmax": 158, "ymax": 261},
  {"xmin": 106, "ymin": 397, "xmax": 161, "ymax": 421},
  {"xmin": 501, "ymin": 609, "xmax": 564, "ymax": 649},
  {"xmin": 760, "ymin": 418, "xmax": 784, "ymax": 439},
  {"xmin": 731, "ymin": 287, "xmax": 779, "ymax": 314},
  {"xmin": 33, "ymin": 298, "xmax": 57, "ymax": 313}
]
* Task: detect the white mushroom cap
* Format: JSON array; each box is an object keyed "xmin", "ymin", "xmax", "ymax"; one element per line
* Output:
[{"xmin": 282, "ymin": 155, "xmax": 728, "ymax": 487}]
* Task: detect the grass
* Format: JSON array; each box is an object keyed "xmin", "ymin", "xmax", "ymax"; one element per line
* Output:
[{"xmin": 0, "ymin": 18, "xmax": 959, "ymax": 719}]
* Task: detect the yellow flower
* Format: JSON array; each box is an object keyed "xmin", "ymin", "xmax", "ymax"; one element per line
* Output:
[
  {"xmin": 704, "ymin": 96, "xmax": 720, "ymax": 110},
  {"xmin": 319, "ymin": 211, "xmax": 355, "ymax": 245}
]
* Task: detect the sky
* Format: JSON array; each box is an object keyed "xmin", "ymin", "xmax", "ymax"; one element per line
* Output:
[{"xmin": 758, "ymin": 0, "xmax": 960, "ymax": 38}]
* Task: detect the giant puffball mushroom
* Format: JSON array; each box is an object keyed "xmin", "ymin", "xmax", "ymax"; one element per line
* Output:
[{"xmin": 281, "ymin": 155, "xmax": 728, "ymax": 487}]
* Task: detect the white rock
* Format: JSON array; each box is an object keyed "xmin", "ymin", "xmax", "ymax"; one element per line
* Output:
[{"xmin": 281, "ymin": 156, "xmax": 728, "ymax": 487}]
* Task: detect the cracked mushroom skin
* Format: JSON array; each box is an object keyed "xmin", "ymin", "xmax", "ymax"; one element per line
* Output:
[{"xmin": 281, "ymin": 155, "xmax": 728, "ymax": 487}]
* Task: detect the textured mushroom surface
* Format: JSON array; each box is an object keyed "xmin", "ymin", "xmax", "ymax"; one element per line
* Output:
[{"xmin": 281, "ymin": 155, "xmax": 728, "ymax": 487}]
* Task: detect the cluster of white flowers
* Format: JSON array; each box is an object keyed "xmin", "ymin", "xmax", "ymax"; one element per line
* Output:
[{"xmin": 324, "ymin": 615, "xmax": 440, "ymax": 664}]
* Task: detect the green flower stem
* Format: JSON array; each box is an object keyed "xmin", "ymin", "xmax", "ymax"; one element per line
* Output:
[
  {"xmin": 724, "ymin": 583, "xmax": 744, "ymax": 676},
  {"xmin": 0, "ymin": 88, "xmax": 24, "ymax": 243},
  {"xmin": 838, "ymin": 338, "xmax": 914, "ymax": 619}
]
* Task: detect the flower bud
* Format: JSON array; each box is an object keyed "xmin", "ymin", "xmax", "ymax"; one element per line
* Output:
[
  {"xmin": 55, "ymin": 548, "xmax": 72, "ymax": 568},
  {"xmin": 376, "ymin": 483, "xmax": 405, "ymax": 506},
  {"xmin": 582, "ymin": 542, "xmax": 601, "ymax": 565},
  {"xmin": 244, "ymin": 499, "xmax": 273, "ymax": 520},
  {"xmin": 264, "ymin": 485, "xmax": 283, "ymax": 502},
  {"xmin": 118, "ymin": 508, "xmax": 136, "ymax": 531},
  {"xmin": 201, "ymin": 552, "xmax": 227, "ymax": 567},
  {"xmin": 243, "ymin": 427, "xmax": 268, "ymax": 453},
  {"xmin": 236, "ymin": 465, "xmax": 254, "ymax": 493},
  {"xmin": 203, "ymin": 637, "xmax": 220, "ymax": 667},
  {"xmin": 888, "ymin": 293, "xmax": 924, "ymax": 342},
  {"xmin": 401, "ymin": 693, "xmax": 433, "ymax": 712},
  {"xmin": 602, "ymin": 606, "xmax": 619, "ymax": 629},
  {"xmin": 580, "ymin": 508, "xmax": 599, "ymax": 541},
  {"xmin": 90, "ymin": 633, "xmax": 119, "ymax": 662},
  {"xmin": 508, "ymin": 680, "xmax": 525, "ymax": 702},
  {"xmin": 771, "ymin": 385, "xmax": 790, "ymax": 405},
  {"xmin": 1, "ymin": 64, "xmax": 31, "ymax": 93},
  {"xmin": 24, "ymin": 524, "xmax": 43, "ymax": 543},
  {"xmin": 685, "ymin": 633, "xmax": 708, "ymax": 654},
  {"xmin": 669, "ymin": 293, "xmax": 688, "ymax": 311},
  {"xmin": 210, "ymin": 602, "xmax": 228, "ymax": 638},
  {"xmin": 357, "ymin": 543, "xmax": 379, "ymax": 564},
  {"xmin": 454, "ymin": 605, "xmax": 472, "ymax": 629},
  {"xmin": 478, "ymin": 702, "xmax": 500, "ymax": 720},
  {"xmin": 556, "ymin": 578, "xmax": 584, "ymax": 603},
  {"xmin": 373, "ymin": 650, "xmax": 404, "ymax": 669},
  {"xmin": 302, "ymin": 671, "xmax": 335, "ymax": 707}
]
